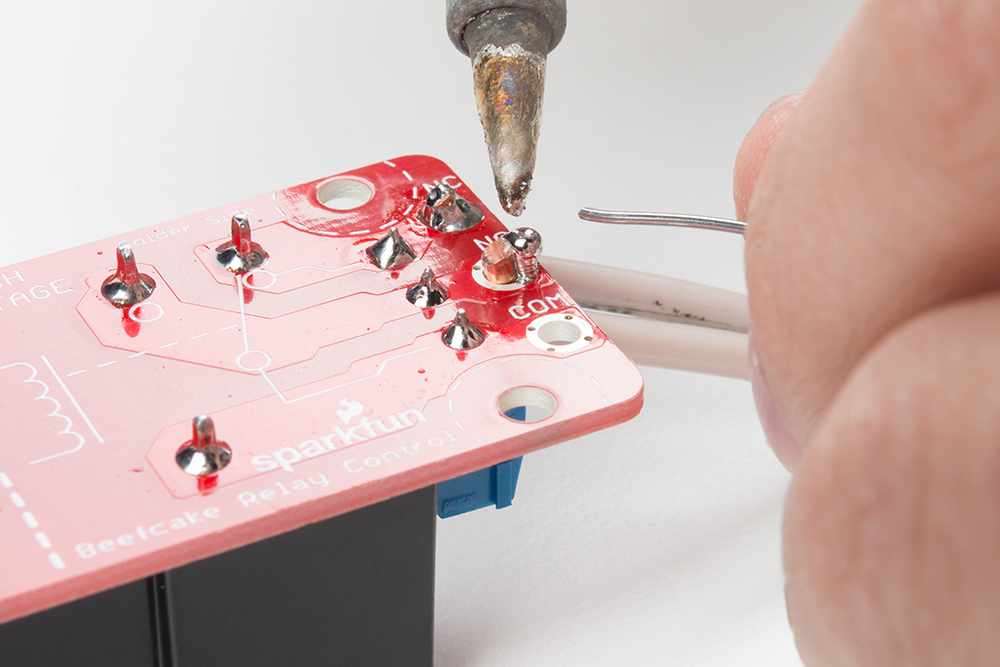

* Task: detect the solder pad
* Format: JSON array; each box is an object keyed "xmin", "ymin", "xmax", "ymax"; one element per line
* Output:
[{"xmin": 0, "ymin": 155, "xmax": 643, "ymax": 623}]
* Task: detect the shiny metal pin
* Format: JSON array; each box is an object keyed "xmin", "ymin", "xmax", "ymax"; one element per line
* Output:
[
  {"xmin": 442, "ymin": 308, "xmax": 486, "ymax": 350},
  {"xmin": 420, "ymin": 184, "xmax": 484, "ymax": 233},
  {"xmin": 578, "ymin": 208, "xmax": 747, "ymax": 234},
  {"xmin": 406, "ymin": 267, "xmax": 450, "ymax": 308},
  {"xmin": 101, "ymin": 243, "xmax": 156, "ymax": 307},
  {"xmin": 366, "ymin": 227, "xmax": 417, "ymax": 270},
  {"xmin": 482, "ymin": 226, "xmax": 543, "ymax": 286},
  {"xmin": 504, "ymin": 227, "xmax": 542, "ymax": 285},
  {"xmin": 175, "ymin": 415, "xmax": 232, "ymax": 477},
  {"xmin": 216, "ymin": 213, "xmax": 268, "ymax": 273}
]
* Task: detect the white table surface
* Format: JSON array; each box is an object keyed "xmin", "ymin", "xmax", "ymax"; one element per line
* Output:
[{"xmin": 1, "ymin": 1, "xmax": 862, "ymax": 664}]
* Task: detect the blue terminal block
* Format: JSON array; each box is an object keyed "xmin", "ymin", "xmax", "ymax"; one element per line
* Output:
[{"xmin": 436, "ymin": 457, "xmax": 524, "ymax": 518}]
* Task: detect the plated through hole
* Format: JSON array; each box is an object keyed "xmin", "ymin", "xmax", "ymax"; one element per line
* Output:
[
  {"xmin": 317, "ymin": 179, "xmax": 373, "ymax": 210},
  {"xmin": 498, "ymin": 387, "xmax": 557, "ymax": 423}
]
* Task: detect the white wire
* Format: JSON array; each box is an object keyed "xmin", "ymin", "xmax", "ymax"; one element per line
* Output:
[
  {"xmin": 585, "ymin": 310, "xmax": 749, "ymax": 380},
  {"xmin": 544, "ymin": 257, "xmax": 750, "ymax": 379},
  {"xmin": 543, "ymin": 257, "xmax": 749, "ymax": 333}
]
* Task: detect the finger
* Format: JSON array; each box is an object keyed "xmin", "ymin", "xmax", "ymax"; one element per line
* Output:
[
  {"xmin": 745, "ymin": 0, "xmax": 1000, "ymax": 444},
  {"xmin": 734, "ymin": 91, "xmax": 808, "ymax": 469},
  {"xmin": 784, "ymin": 292, "xmax": 1000, "ymax": 665},
  {"xmin": 750, "ymin": 333, "xmax": 803, "ymax": 470},
  {"xmin": 734, "ymin": 90, "xmax": 807, "ymax": 221}
]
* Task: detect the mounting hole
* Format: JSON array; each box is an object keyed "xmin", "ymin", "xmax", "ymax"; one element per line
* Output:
[
  {"xmin": 537, "ymin": 320, "xmax": 582, "ymax": 346},
  {"xmin": 525, "ymin": 312, "xmax": 594, "ymax": 354},
  {"xmin": 317, "ymin": 179, "xmax": 373, "ymax": 210},
  {"xmin": 498, "ymin": 387, "xmax": 557, "ymax": 423}
]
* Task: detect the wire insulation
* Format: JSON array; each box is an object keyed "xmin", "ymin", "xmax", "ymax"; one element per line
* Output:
[
  {"xmin": 541, "ymin": 257, "xmax": 750, "ymax": 378},
  {"xmin": 544, "ymin": 256, "xmax": 749, "ymax": 333},
  {"xmin": 585, "ymin": 310, "xmax": 749, "ymax": 380}
]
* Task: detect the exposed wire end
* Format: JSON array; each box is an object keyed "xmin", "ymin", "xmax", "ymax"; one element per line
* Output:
[{"xmin": 578, "ymin": 208, "xmax": 747, "ymax": 234}]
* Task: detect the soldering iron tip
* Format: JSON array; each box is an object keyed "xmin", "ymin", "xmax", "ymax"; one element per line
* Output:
[
  {"xmin": 495, "ymin": 171, "xmax": 532, "ymax": 218},
  {"xmin": 466, "ymin": 8, "xmax": 551, "ymax": 217}
]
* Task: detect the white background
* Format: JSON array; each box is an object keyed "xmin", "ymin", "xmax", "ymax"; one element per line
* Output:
[{"xmin": 1, "ymin": 1, "xmax": 862, "ymax": 664}]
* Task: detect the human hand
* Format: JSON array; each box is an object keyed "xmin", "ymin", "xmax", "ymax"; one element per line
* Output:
[{"xmin": 736, "ymin": 0, "xmax": 1000, "ymax": 664}]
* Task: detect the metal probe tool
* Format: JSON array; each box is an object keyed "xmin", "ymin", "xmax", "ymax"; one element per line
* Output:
[{"xmin": 446, "ymin": 0, "xmax": 567, "ymax": 216}]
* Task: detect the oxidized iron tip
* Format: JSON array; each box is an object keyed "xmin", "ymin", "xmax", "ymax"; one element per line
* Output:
[
  {"xmin": 420, "ymin": 184, "xmax": 484, "ymax": 233},
  {"xmin": 101, "ymin": 243, "xmax": 156, "ymax": 307},
  {"xmin": 216, "ymin": 213, "xmax": 268, "ymax": 273},
  {"xmin": 442, "ymin": 308, "xmax": 486, "ymax": 350},
  {"xmin": 406, "ymin": 267, "xmax": 450, "ymax": 308},
  {"xmin": 175, "ymin": 415, "xmax": 232, "ymax": 477},
  {"xmin": 366, "ymin": 227, "xmax": 417, "ymax": 270},
  {"xmin": 465, "ymin": 8, "xmax": 551, "ymax": 216}
]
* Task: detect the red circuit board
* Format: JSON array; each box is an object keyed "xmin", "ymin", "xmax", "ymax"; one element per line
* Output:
[{"xmin": 0, "ymin": 155, "xmax": 643, "ymax": 623}]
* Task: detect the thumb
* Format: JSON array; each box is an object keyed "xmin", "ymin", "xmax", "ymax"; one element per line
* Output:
[
  {"xmin": 734, "ymin": 90, "xmax": 807, "ymax": 221},
  {"xmin": 734, "ymin": 90, "xmax": 807, "ymax": 469}
]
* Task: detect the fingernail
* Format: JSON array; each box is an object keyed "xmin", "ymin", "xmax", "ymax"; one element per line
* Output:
[
  {"xmin": 760, "ymin": 88, "xmax": 808, "ymax": 119},
  {"xmin": 734, "ymin": 89, "xmax": 808, "ymax": 221},
  {"xmin": 748, "ymin": 333, "xmax": 802, "ymax": 472}
]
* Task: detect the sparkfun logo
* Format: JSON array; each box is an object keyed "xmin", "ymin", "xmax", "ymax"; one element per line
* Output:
[
  {"xmin": 249, "ymin": 400, "xmax": 427, "ymax": 473},
  {"xmin": 336, "ymin": 398, "xmax": 363, "ymax": 424}
]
